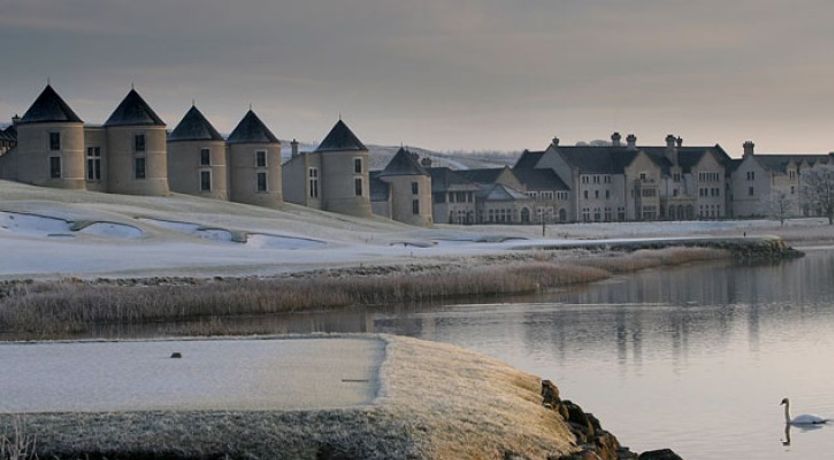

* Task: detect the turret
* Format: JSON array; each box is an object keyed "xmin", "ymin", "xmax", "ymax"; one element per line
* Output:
[
  {"xmin": 376, "ymin": 147, "xmax": 433, "ymax": 226},
  {"xmin": 14, "ymin": 85, "xmax": 85, "ymax": 189},
  {"xmin": 104, "ymin": 89, "xmax": 169, "ymax": 196},
  {"xmin": 167, "ymin": 105, "xmax": 228, "ymax": 200},
  {"xmin": 226, "ymin": 110, "xmax": 282, "ymax": 208},
  {"xmin": 315, "ymin": 119, "xmax": 372, "ymax": 217}
]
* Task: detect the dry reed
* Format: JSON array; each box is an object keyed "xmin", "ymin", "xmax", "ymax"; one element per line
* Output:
[{"xmin": 0, "ymin": 247, "xmax": 728, "ymax": 337}]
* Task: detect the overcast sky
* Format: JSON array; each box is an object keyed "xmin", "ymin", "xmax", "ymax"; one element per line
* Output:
[{"xmin": 2, "ymin": 0, "xmax": 834, "ymax": 155}]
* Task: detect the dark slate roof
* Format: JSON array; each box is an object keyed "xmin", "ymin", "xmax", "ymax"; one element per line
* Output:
[
  {"xmin": 513, "ymin": 150, "xmax": 545, "ymax": 170},
  {"xmin": 168, "ymin": 106, "xmax": 224, "ymax": 143},
  {"xmin": 227, "ymin": 110, "xmax": 279, "ymax": 144},
  {"xmin": 476, "ymin": 183, "xmax": 530, "ymax": 202},
  {"xmin": 639, "ymin": 145, "xmax": 732, "ymax": 174},
  {"xmin": 456, "ymin": 168, "xmax": 511, "ymax": 185},
  {"xmin": 754, "ymin": 154, "xmax": 832, "ymax": 173},
  {"xmin": 379, "ymin": 147, "xmax": 429, "ymax": 177},
  {"xmin": 19, "ymin": 85, "xmax": 83, "ymax": 125},
  {"xmin": 552, "ymin": 146, "xmax": 638, "ymax": 174},
  {"xmin": 4, "ymin": 125, "xmax": 16, "ymax": 140},
  {"xmin": 104, "ymin": 89, "xmax": 165, "ymax": 127},
  {"xmin": 315, "ymin": 119, "xmax": 366, "ymax": 152},
  {"xmin": 369, "ymin": 171, "xmax": 390, "ymax": 202},
  {"xmin": 427, "ymin": 167, "xmax": 480, "ymax": 193},
  {"xmin": 513, "ymin": 168, "xmax": 570, "ymax": 191}
]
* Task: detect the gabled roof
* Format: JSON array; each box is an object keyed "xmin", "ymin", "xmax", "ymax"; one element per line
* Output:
[
  {"xmin": 315, "ymin": 119, "xmax": 366, "ymax": 152},
  {"xmin": 753, "ymin": 154, "xmax": 832, "ymax": 173},
  {"xmin": 369, "ymin": 171, "xmax": 390, "ymax": 202},
  {"xmin": 427, "ymin": 167, "xmax": 480, "ymax": 193},
  {"xmin": 227, "ymin": 110, "xmax": 279, "ymax": 144},
  {"xmin": 19, "ymin": 85, "xmax": 83, "ymax": 125},
  {"xmin": 104, "ymin": 89, "xmax": 165, "ymax": 127},
  {"xmin": 513, "ymin": 168, "xmax": 570, "ymax": 191},
  {"xmin": 379, "ymin": 147, "xmax": 429, "ymax": 177},
  {"xmin": 553, "ymin": 146, "xmax": 639, "ymax": 174},
  {"xmin": 168, "ymin": 105, "xmax": 224, "ymax": 143},
  {"xmin": 4, "ymin": 125, "xmax": 16, "ymax": 140},
  {"xmin": 639, "ymin": 145, "xmax": 732, "ymax": 174},
  {"xmin": 456, "ymin": 167, "xmax": 512, "ymax": 185},
  {"xmin": 477, "ymin": 183, "xmax": 530, "ymax": 202},
  {"xmin": 513, "ymin": 150, "xmax": 545, "ymax": 170}
]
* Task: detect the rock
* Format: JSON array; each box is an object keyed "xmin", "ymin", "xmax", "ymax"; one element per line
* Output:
[
  {"xmin": 550, "ymin": 449, "xmax": 603, "ymax": 460},
  {"xmin": 542, "ymin": 379, "xmax": 561, "ymax": 407},
  {"xmin": 170, "ymin": 352, "xmax": 182, "ymax": 359},
  {"xmin": 638, "ymin": 449, "xmax": 683, "ymax": 460}
]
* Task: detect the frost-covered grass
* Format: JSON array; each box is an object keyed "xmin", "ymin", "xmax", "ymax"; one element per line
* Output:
[
  {"xmin": 0, "ymin": 335, "xmax": 578, "ymax": 459},
  {"xmin": 0, "ymin": 417, "xmax": 36, "ymax": 460},
  {"xmin": 0, "ymin": 247, "xmax": 729, "ymax": 338}
]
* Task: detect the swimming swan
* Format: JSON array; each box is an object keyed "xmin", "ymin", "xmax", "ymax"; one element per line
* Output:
[{"xmin": 781, "ymin": 398, "xmax": 829, "ymax": 425}]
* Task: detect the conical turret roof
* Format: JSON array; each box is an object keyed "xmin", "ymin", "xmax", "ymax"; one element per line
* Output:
[
  {"xmin": 379, "ymin": 147, "xmax": 429, "ymax": 176},
  {"xmin": 104, "ymin": 89, "xmax": 165, "ymax": 127},
  {"xmin": 168, "ymin": 105, "xmax": 224, "ymax": 142},
  {"xmin": 227, "ymin": 110, "xmax": 279, "ymax": 144},
  {"xmin": 315, "ymin": 119, "xmax": 366, "ymax": 152},
  {"xmin": 19, "ymin": 85, "xmax": 83, "ymax": 125}
]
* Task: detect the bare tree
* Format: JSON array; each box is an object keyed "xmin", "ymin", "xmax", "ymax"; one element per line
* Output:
[
  {"xmin": 802, "ymin": 165, "xmax": 834, "ymax": 225},
  {"xmin": 767, "ymin": 190, "xmax": 794, "ymax": 226}
]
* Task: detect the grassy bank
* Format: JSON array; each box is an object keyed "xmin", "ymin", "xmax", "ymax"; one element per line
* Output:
[{"xmin": 0, "ymin": 247, "xmax": 729, "ymax": 339}]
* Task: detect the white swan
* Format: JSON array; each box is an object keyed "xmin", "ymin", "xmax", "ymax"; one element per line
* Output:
[{"xmin": 781, "ymin": 398, "xmax": 829, "ymax": 425}]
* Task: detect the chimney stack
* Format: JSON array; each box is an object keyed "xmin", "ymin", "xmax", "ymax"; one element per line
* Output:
[
  {"xmin": 11, "ymin": 114, "xmax": 20, "ymax": 125},
  {"xmin": 421, "ymin": 157, "xmax": 432, "ymax": 168},
  {"xmin": 611, "ymin": 132, "xmax": 622, "ymax": 147},
  {"xmin": 676, "ymin": 137, "xmax": 683, "ymax": 148},
  {"xmin": 743, "ymin": 141, "xmax": 755, "ymax": 157},
  {"xmin": 291, "ymin": 138, "xmax": 299, "ymax": 158},
  {"xmin": 665, "ymin": 134, "xmax": 678, "ymax": 165},
  {"xmin": 626, "ymin": 134, "xmax": 637, "ymax": 150},
  {"xmin": 552, "ymin": 137, "xmax": 560, "ymax": 147}
]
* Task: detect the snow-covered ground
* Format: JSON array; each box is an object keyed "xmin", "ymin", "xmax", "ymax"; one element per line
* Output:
[
  {"xmin": 1, "ymin": 179, "xmax": 831, "ymax": 278},
  {"xmin": 0, "ymin": 336, "xmax": 383, "ymax": 412}
]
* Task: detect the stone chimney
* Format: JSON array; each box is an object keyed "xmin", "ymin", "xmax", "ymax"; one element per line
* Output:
[
  {"xmin": 291, "ymin": 139, "xmax": 299, "ymax": 158},
  {"xmin": 552, "ymin": 137, "xmax": 560, "ymax": 147},
  {"xmin": 743, "ymin": 141, "xmax": 755, "ymax": 157},
  {"xmin": 626, "ymin": 134, "xmax": 637, "ymax": 150},
  {"xmin": 665, "ymin": 134, "xmax": 678, "ymax": 165},
  {"xmin": 611, "ymin": 132, "xmax": 622, "ymax": 147},
  {"xmin": 676, "ymin": 137, "xmax": 683, "ymax": 148},
  {"xmin": 421, "ymin": 157, "xmax": 432, "ymax": 168},
  {"xmin": 11, "ymin": 114, "xmax": 20, "ymax": 125}
]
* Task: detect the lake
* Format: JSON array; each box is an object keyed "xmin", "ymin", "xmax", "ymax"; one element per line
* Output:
[{"xmin": 92, "ymin": 248, "xmax": 834, "ymax": 458}]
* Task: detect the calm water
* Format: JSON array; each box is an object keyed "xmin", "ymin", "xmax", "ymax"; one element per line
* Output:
[{"xmin": 100, "ymin": 249, "xmax": 834, "ymax": 458}]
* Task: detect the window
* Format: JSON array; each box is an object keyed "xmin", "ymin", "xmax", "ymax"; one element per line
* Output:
[
  {"xmin": 256, "ymin": 151, "xmax": 267, "ymax": 167},
  {"xmin": 86, "ymin": 147, "xmax": 101, "ymax": 181},
  {"xmin": 582, "ymin": 208, "xmax": 590, "ymax": 222},
  {"xmin": 200, "ymin": 149, "xmax": 211, "ymax": 166},
  {"xmin": 594, "ymin": 208, "xmax": 601, "ymax": 222},
  {"xmin": 791, "ymin": 186, "xmax": 796, "ymax": 194},
  {"xmin": 49, "ymin": 132, "xmax": 61, "ymax": 151},
  {"xmin": 673, "ymin": 173, "xmax": 681, "ymax": 182},
  {"xmin": 308, "ymin": 167, "xmax": 319, "ymax": 198},
  {"xmin": 411, "ymin": 182, "xmax": 419, "ymax": 194},
  {"xmin": 200, "ymin": 170, "xmax": 211, "ymax": 192},
  {"xmin": 640, "ymin": 172, "xmax": 647, "ymax": 181},
  {"xmin": 673, "ymin": 189, "xmax": 678, "ymax": 197},
  {"xmin": 595, "ymin": 190, "xmax": 599, "ymax": 199},
  {"xmin": 412, "ymin": 199, "xmax": 420, "ymax": 215},
  {"xmin": 748, "ymin": 186, "xmax": 754, "ymax": 196},
  {"xmin": 605, "ymin": 190, "xmax": 610, "ymax": 199},
  {"xmin": 604, "ymin": 208, "xmax": 612, "ymax": 221},
  {"xmin": 747, "ymin": 171, "xmax": 755, "ymax": 181},
  {"xmin": 134, "ymin": 134, "xmax": 146, "ymax": 152},
  {"xmin": 354, "ymin": 158, "xmax": 363, "ymax": 174},
  {"xmin": 354, "ymin": 178, "xmax": 363, "ymax": 196},
  {"xmin": 257, "ymin": 172, "xmax": 267, "ymax": 192},
  {"xmin": 134, "ymin": 157, "xmax": 146, "ymax": 179},
  {"xmin": 584, "ymin": 190, "xmax": 589, "ymax": 199},
  {"xmin": 618, "ymin": 207, "xmax": 626, "ymax": 221},
  {"xmin": 49, "ymin": 156, "xmax": 61, "ymax": 178}
]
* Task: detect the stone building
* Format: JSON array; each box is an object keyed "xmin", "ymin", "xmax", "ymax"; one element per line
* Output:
[
  {"xmin": 0, "ymin": 85, "xmax": 169, "ymax": 196},
  {"xmin": 427, "ymin": 166, "xmax": 479, "ymax": 224},
  {"xmin": 282, "ymin": 119, "xmax": 371, "ymax": 218},
  {"xmin": 731, "ymin": 141, "xmax": 832, "ymax": 218},
  {"xmin": 226, "ymin": 110, "xmax": 283, "ymax": 208},
  {"xmin": 369, "ymin": 147, "xmax": 433, "ymax": 226},
  {"xmin": 167, "ymin": 105, "xmax": 228, "ymax": 200}
]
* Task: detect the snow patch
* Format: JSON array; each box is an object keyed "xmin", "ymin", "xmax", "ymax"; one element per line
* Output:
[
  {"xmin": 0, "ymin": 211, "xmax": 72, "ymax": 237},
  {"xmin": 245, "ymin": 233, "xmax": 325, "ymax": 250},
  {"xmin": 138, "ymin": 218, "xmax": 234, "ymax": 242},
  {"xmin": 78, "ymin": 222, "xmax": 143, "ymax": 239}
]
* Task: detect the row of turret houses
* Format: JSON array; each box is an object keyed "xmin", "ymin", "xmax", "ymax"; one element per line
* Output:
[{"xmin": 1, "ymin": 85, "xmax": 832, "ymax": 226}]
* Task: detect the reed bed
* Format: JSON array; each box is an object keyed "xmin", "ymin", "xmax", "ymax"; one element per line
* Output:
[{"xmin": 0, "ymin": 247, "xmax": 728, "ymax": 337}]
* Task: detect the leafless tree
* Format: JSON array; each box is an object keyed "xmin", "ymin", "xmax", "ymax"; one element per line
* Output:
[
  {"xmin": 767, "ymin": 191, "xmax": 794, "ymax": 226},
  {"xmin": 802, "ymin": 165, "xmax": 834, "ymax": 225}
]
